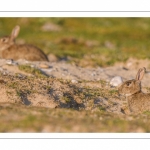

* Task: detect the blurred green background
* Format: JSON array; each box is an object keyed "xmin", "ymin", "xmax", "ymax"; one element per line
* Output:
[
  {"xmin": 1, "ymin": 18, "xmax": 150, "ymax": 132},
  {"xmin": 0, "ymin": 18, "xmax": 150, "ymax": 67}
]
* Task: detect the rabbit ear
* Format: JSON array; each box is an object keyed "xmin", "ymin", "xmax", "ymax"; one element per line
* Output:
[
  {"xmin": 10, "ymin": 25, "xmax": 20, "ymax": 40},
  {"xmin": 135, "ymin": 67, "xmax": 146, "ymax": 81}
]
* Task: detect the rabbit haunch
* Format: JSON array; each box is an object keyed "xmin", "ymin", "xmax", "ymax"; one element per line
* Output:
[
  {"xmin": 0, "ymin": 25, "xmax": 48, "ymax": 61},
  {"xmin": 118, "ymin": 67, "xmax": 150, "ymax": 113}
]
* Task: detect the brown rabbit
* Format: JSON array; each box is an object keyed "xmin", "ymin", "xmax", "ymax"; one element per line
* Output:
[
  {"xmin": 0, "ymin": 25, "xmax": 48, "ymax": 61},
  {"xmin": 118, "ymin": 67, "xmax": 150, "ymax": 114}
]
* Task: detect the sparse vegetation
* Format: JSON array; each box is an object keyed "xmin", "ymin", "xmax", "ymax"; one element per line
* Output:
[
  {"xmin": 0, "ymin": 103, "xmax": 150, "ymax": 132},
  {"xmin": 0, "ymin": 71, "xmax": 149, "ymax": 132},
  {"xmin": 1, "ymin": 18, "xmax": 150, "ymax": 132},
  {"xmin": 18, "ymin": 65, "xmax": 47, "ymax": 78},
  {"xmin": 1, "ymin": 18, "xmax": 150, "ymax": 67}
]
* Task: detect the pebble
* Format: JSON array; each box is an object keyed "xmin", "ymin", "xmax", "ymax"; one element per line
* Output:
[
  {"xmin": 71, "ymin": 79, "xmax": 78, "ymax": 84},
  {"xmin": 110, "ymin": 76, "xmax": 123, "ymax": 87},
  {"xmin": 39, "ymin": 64, "xmax": 49, "ymax": 69},
  {"xmin": 40, "ymin": 68, "xmax": 53, "ymax": 73},
  {"xmin": 6, "ymin": 59, "xmax": 13, "ymax": 65},
  {"xmin": 41, "ymin": 22, "xmax": 62, "ymax": 32},
  {"xmin": 6, "ymin": 59, "xmax": 18, "ymax": 65},
  {"xmin": 30, "ymin": 64, "xmax": 35, "ymax": 68}
]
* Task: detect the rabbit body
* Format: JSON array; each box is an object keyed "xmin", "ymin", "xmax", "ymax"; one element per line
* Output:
[
  {"xmin": 0, "ymin": 26, "xmax": 48, "ymax": 61},
  {"xmin": 118, "ymin": 67, "xmax": 150, "ymax": 114},
  {"xmin": 123, "ymin": 90, "xmax": 150, "ymax": 113},
  {"xmin": 0, "ymin": 44, "xmax": 48, "ymax": 61}
]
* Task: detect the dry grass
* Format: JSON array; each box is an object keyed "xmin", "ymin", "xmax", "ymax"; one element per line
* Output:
[
  {"xmin": 1, "ymin": 18, "xmax": 150, "ymax": 132},
  {"xmin": 0, "ymin": 72, "xmax": 149, "ymax": 132}
]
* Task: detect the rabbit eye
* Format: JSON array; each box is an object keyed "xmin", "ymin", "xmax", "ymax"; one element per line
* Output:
[
  {"xmin": 126, "ymin": 82, "xmax": 131, "ymax": 86},
  {"xmin": 1, "ymin": 38, "xmax": 7, "ymax": 42}
]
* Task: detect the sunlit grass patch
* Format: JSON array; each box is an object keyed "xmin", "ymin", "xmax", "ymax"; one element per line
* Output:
[
  {"xmin": 18, "ymin": 65, "xmax": 47, "ymax": 78},
  {"xmin": 1, "ymin": 18, "xmax": 150, "ymax": 67}
]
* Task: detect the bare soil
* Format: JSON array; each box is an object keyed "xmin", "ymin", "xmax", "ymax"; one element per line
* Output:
[{"xmin": 0, "ymin": 57, "xmax": 150, "ymax": 132}]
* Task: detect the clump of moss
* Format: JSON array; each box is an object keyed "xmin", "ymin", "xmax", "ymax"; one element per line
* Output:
[{"xmin": 18, "ymin": 65, "xmax": 47, "ymax": 78}]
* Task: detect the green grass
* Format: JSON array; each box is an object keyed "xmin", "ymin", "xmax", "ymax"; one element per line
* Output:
[
  {"xmin": 0, "ymin": 72, "xmax": 150, "ymax": 132},
  {"xmin": 1, "ymin": 18, "xmax": 150, "ymax": 67},
  {"xmin": 1, "ymin": 18, "xmax": 150, "ymax": 132},
  {"xmin": 0, "ymin": 103, "xmax": 150, "ymax": 132},
  {"xmin": 18, "ymin": 65, "xmax": 47, "ymax": 78}
]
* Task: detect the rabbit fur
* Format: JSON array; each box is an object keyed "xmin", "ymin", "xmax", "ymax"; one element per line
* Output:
[
  {"xmin": 0, "ymin": 25, "xmax": 48, "ymax": 61},
  {"xmin": 118, "ymin": 67, "xmax": 150, "ymax": 114}
]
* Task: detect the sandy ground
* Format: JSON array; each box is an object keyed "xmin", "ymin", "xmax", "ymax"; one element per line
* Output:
[
  {"xmin": 2, "ymin": 57, "xmax": 150, "ymax": 84},
  {"xmin": 0, "ymin": 57, "xmax": 150, "ymax": 115}
]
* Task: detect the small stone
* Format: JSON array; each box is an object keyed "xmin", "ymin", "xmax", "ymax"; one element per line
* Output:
[
  {"xmin": 126, "ymin": 62, "xmax": 133, "ymax": 67},
  {"xmin": 110, "ymin": 76, "xmax": 123, "ymax": 87},
  {"xmin": 6, "ymin": 59, "xmax": 13, "ymax": 65},
  {"xmin": 104, "ymin": 40, "xmax": 115, "ymax": 49},
  {"xmin": 6, "ymin": 59, "xmax": 18, "ymax": 66},
  {"xmin": 41, "ymin": 22, "xmax": 61, "ymax": 32},
  {"xmin": 30, "ymin": 64, "xmax": 35, "ymax": 68},
  {"xmin": 39, "ymin": 64, "xmax": 49, "ymax": 69},
  {"xmin": 71, "ymin": 79, "xmax": 78, "ymax": 84}
]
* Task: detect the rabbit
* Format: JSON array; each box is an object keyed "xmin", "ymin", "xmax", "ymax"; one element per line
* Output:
[
  {"xmin": 118, "ymin": 67, "xmax": 150, "ymax": 114},
  {"xmin": 0, "ymin": 25, "xmax": 48, "ymax": 61}
]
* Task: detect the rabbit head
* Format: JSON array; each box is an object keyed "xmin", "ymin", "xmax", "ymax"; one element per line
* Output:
[
  {"xmin": 0, "ymin": 25, "xmax": 20, "ymax": 51},
  {"xmin": 118, "ymin": 67, "xmax": 146, "ymax": 97}
]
